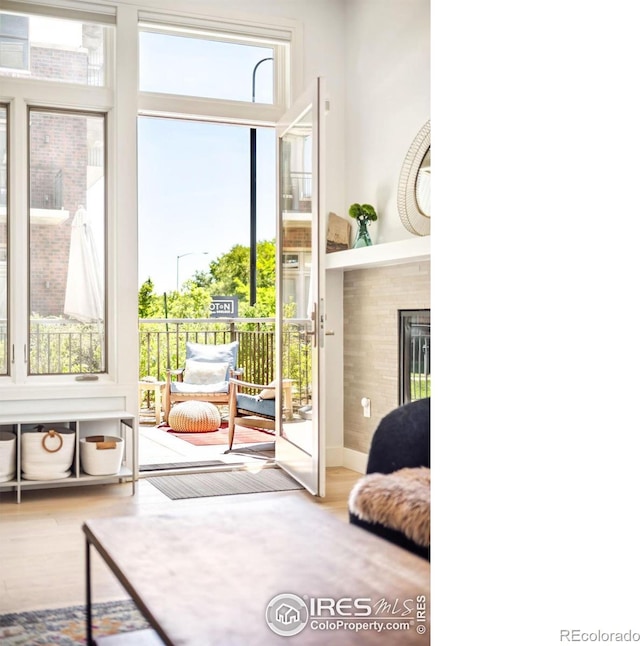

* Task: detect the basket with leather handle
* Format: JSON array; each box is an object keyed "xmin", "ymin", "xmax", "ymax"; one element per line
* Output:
[
  {"xmin": 21, "ymin": 424, "xmax": 75, "ymax": 480},
  {"xmin": 80, "ymin": 435, "xmax": 124, "ymax": 476}
]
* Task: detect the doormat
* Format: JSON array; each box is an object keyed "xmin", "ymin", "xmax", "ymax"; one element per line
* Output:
[
  {"xmin": 140, "ymin": 459, "xmax": 235, "ymax": 472},
  {"xmin": 0, "ymin": 599, "xmax": 148, "ymax": 645},
  {"xmin": 161, "ymin": 423, "xmax": 274, "ymax": 447},
  {"xmin": 147, "ymin": 468, "xmax": 303, "ymax": 500}
]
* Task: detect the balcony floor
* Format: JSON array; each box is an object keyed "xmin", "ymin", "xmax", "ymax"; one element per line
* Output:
[{"xmin": 138, "ymin": 423, "xmax": 273, "ymax": 471}]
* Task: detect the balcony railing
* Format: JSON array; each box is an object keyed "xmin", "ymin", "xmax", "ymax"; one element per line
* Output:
[
  {"xmin": 12, "ymin": 318, "xmax": 311, "ymax": 410},
  {"xmin": 139, "ymin": 318, "xmax": 312, "ymax": 410},
  {"xmin": 29, "ymin": 319, "xmax": 104, "ymax": 374}
]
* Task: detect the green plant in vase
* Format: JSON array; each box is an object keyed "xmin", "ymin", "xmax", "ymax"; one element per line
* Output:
[{"xmin": 349, "ymin": 203, "xmax": 378, "ymax": 248}]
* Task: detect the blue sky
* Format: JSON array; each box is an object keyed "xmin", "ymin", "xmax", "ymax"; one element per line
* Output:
[{"xmin": 137, "ymin": 33, "xmax": 276, "ymax": 294}]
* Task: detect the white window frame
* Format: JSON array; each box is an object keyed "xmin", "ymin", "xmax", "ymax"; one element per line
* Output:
[
  {"xmin": 137, "ymin": 11, "xmax": 296, "ymax": 126},
  {"xmin": 0, "ymin": 1, "xmax": 114, "ymax": 390}
]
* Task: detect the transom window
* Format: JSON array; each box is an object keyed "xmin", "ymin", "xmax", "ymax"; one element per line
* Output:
[
  {"xmin": 139, "ymin": 28, "xmax": 275, "ymax": 104},
  {"xmin": 0, "ymin": 10, "xmax": 107, "ymax": 86}
]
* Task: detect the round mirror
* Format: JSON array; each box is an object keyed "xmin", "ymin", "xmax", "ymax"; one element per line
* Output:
[{"xmin": 397, "ymin": 121, "xmax": 430, "ymax": 236}]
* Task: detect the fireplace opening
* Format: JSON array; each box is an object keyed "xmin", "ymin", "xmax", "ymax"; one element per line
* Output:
[{"xmin": 399, "ymin": 309, "xmax": 430, "ymax": 404}]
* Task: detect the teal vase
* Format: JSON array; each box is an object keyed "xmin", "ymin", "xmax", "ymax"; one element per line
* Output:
[{"xmin": 353, "ymin": 219, "xmax": 372, "ymax": 248}]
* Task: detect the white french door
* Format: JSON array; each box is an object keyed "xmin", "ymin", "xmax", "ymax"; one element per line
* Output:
[{"xmin": 275, "ymin": 78, "xmax": 326, "ymax": 496}]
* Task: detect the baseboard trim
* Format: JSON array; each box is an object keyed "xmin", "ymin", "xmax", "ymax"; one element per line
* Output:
[
  {"xmin": 325, "ymin": 446, "xmax": 343, "ymax": 468},
  {"xmin": 342, "ymin": 448, "xmax": 368, "ymax": 474}
]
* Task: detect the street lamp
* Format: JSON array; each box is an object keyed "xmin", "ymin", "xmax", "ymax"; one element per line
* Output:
[
  {"xmin": 176, "ymin": 251, "xmax": 209, "ymax": 291},
  {"xmin": 250, "ymin": 56, "xmax": 273, "ymax": 306}
]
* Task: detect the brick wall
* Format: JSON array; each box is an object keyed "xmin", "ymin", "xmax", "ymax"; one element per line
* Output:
[
  {"xmin": 343, "ymin": 260, "xmax": 430, "ymax": 454},
  {"xmin": 30, "ymin": 111, "xmax": 87, "ymax": 316},
  {"xmin": 283, "ymin": 224, "xmax": 310, "ymax": 249},
  {"xmin": 31, "ymin": 46, "xmax": 88, "ymax": 85}
]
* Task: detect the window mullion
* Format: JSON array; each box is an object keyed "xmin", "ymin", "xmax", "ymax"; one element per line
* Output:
[
  {"xmin": 0, "ymin": 78, "xmax": 112, "ymax": 112},
  {"xmin": 7, "ymin": 97, "xmax": 29, "ymax": 382},
  {"xmin": 138, "ymin": 93, "xmax": 284, "ymax": 126}
]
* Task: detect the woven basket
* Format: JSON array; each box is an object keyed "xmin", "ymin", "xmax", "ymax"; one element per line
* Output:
[
  {"xmin": 0, "ymin": 431, "xmax": 16, "ymax": 483},
  {"xmin": 168, "ymin": 401, "xmax": 221, "ymax": 432},
  {"xmin": 80, "ymin": 435, "xmax": 124, "ymax": 476},
  {"xmin": 21, "ymin": 425, "xmax": 75, "ymax": 480}
]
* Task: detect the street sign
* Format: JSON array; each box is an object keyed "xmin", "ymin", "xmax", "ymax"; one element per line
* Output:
[{"xmin": 209, "ymin": 296, "xmax": 238, "ymax": 318}]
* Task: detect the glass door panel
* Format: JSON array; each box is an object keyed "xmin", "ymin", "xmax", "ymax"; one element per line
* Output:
[{"xmin": 275, "ymin": 79, "xmax": 324, "ymax": 496}]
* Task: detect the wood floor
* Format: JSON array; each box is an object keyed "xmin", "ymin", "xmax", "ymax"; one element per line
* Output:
[{"xmin": 0, "ymin": 467, "xmax": 361, "ymax": 614}]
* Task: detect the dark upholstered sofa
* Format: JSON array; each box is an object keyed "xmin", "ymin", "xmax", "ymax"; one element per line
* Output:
[{"xmin": 348, "ymin": 397, "xmax": 430, "ymax": 560}]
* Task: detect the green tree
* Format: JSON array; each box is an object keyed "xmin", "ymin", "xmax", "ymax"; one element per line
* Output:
[
  {"xmin": 207, "ymin": 239, "xmax": 276, "ymax": 317},
  {"xmin": 167, "ymin": 283, "xmax": 212, "ymax": 318},
  {"xmin": 208, "ymin": 244, "xmax": 249, "ymax": 296},
  {"xmin": 138, "ymin": 278, "xmax": 161, "ymax": 318},
  {"xmin": 138, "ymin": 239, "xmax": 277, "ymax": 319}
]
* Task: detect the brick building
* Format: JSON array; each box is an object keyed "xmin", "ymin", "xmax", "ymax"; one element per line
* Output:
[{"xmin": 24, "ymin": 33, "xmax": 104, "ymax": 318}]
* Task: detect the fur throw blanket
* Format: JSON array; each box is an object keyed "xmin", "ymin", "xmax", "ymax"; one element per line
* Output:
[{"xmin": 348, "ymin": 466, "xmax": 430, "ymax": 547}]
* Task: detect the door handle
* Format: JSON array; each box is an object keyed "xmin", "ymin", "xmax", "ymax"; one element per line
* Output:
[{"xmin": 305, "ymin": 302, "xmax": 317, "ymax": 347}]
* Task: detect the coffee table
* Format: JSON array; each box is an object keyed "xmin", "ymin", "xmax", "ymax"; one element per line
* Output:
[{"xmin": 83, "ymin": 494, "xmax": 430, "ymax": 645}]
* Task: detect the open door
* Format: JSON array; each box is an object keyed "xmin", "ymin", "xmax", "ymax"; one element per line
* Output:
[{"xmin": 275, "ymin": 78, "xmax": 326, "ymax": 496}]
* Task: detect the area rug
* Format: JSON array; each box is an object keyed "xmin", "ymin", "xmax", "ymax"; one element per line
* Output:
[
  {"xmin": 147, "ymin": 468, "xmax": 303, "ymax": 500},
  {"xmin": 0, "ymin": 599, "xmax": 148, "ymax": 645},
  {"xmin": 160, "ymin": 422, "xmax": 275, "ymax": 447}
]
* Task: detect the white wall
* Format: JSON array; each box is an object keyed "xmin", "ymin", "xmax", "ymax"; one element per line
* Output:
[{"xmin": 344, "ymin": 0, "xmax": 430, "ymax": 243}]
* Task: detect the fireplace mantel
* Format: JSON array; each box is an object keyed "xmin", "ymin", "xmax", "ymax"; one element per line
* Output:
[{"xmin": 325, "ymin": 236, "xmax": 430, "ymax": 271}]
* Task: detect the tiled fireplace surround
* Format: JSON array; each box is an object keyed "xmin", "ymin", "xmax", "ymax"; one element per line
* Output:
[{"xmin": 343, "ymin": 259, "xmax": 430, "ymax": 456}]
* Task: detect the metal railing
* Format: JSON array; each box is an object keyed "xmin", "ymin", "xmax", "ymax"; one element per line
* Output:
[
  {"xmin": 139, "ymin": 318, "xmax": 312, "ymax": 410},
  {"xmin": 16, "ymin": 318, "xmax": 312, "ymax": 410},
  {"xmin": 29, "ymin": 319, "xmax": 104, "ymax": 374}
]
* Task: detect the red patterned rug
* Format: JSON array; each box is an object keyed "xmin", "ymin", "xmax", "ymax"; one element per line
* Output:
[{"xmin": 158, "ymin": 422, "xmax": 274, "ymax": 447}]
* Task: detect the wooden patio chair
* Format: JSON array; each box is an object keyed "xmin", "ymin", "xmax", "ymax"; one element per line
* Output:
[
  {"xmin": 227, "ymin": 377, "xmax": 293, "ymax": 449},
  {"xmin": 164, "ymin": 340, "xmax": 241, "ymax": 419}
]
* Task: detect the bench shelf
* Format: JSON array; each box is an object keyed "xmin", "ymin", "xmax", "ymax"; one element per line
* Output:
[{"xmin": 0, "ymin": 410, "xmax": 136, "ymax": 504}]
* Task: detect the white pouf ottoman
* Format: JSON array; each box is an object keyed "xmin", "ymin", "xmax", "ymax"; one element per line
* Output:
[{"xmin": 168, "ymin": 401, "xmax": 221, "ymax": 432}]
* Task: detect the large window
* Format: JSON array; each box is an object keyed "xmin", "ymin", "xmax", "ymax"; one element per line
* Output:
[
  {"xmin": 29, "ymin": 109, "xmax": 106, "ymax": 375},
  {"xmin": 1, "ymin": 4, "xmax": 291, "ymax": 386},
  {"xmin": 2, "ymin": 5, "xmax": 112, "ymax": 382},
  {"xmin": 137, "ymin": 18, "xmax": 288, "ymax": 313}
]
